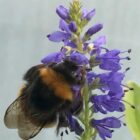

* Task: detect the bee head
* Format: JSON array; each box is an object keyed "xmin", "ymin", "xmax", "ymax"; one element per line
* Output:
[{"xmin": 50, "ymin": 60, "xmax": 84, "ymax": 85}]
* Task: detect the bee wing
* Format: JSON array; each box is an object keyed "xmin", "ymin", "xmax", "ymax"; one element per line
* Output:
[
  {"xmin": 4, "ymin": 97, "xmax": 21, "ymax": 128},
  {"xmin": 4, "ymin": 96, "xmax": 46, "ymax": 139},
  {"xmin": 17, "ymin": 118, "xmax": 45, "ymax": 139}
]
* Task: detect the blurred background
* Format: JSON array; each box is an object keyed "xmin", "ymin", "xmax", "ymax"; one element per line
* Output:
[{"xmin": 0, "ymin": 0, "xmax": 140, "ymax": 139}]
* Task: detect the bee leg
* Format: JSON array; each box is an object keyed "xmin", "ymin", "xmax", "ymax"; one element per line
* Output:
[
  {"xmin": 56, "ymin": 113, "xmax": 69, "ymax": 135},
  {"xmin": 60, "ymin": 132, "xmax": 63, "ymax": 140},
  {"xmin": 65, "ymin": 129, "xmax": 69, "ymax": 135}
]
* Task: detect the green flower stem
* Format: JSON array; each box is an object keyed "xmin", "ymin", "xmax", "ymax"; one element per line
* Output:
[
  {"xmin": 76, "ymin": 37, "xmax": 83, "ymax": 53},
  {"xmin": 80, "ymin": 85, "xmax": 96, "ymax": 140}
]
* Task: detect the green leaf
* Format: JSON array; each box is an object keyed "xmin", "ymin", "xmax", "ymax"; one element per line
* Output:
[{"xmin": 124, "ymin": 81, "xmax": 140, "ymax": 140}]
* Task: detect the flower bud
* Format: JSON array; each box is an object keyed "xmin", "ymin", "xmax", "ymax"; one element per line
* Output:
[
  {"xmin": 83, "ymin": 9, "xmax": 96, "ymax": 21},
  {"xmin": 56, "ymin": 5, "xmax": 70, "ymax": 20},
  {"xmin": 85, "ymin": 23, "xmax": 103, "ymax": 37},
  {"xmin": 69, "ymin": 21, "xmax": 77, "ymax": 32}
]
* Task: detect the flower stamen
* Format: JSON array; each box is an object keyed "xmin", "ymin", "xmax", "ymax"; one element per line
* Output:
[
  {"xmin": 121, "ymin": 99, "xmax": 135, "ymax": 109},
  {"xmin": 117, "ymin": 115, "xmax": 127, "ymax": 126},
  {"xmin": 121, "ymin": 84, "xmax": 134, "ymax": 90},
  {"xmin": 125, "ymin": 67, "xmax": 130, "ymax": 72}
]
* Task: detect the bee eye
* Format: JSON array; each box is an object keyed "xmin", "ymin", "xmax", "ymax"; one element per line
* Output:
[{"xmin": 63, "ymin": 60, "xmax": 78, "ymax": 71}]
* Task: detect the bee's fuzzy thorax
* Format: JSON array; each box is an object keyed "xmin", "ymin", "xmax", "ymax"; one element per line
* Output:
[{"xmin": 39, "ymin": 67, "xmax": 73, "ymax": 101}]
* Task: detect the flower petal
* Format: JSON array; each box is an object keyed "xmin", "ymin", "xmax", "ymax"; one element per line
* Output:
[
  {"xmin": 94, "ymin": 36, "xmax": 106, "ymax": 46},
  {"xmin": 69, "ymin": 52, "xmax": 89, "ymax": 65},
  {"xmin": 41, "ymin": 52, "xmax": 65, "ymax": 64},
  {"xmin": 59, "ymin": 20, "xmax": 71, "ymax": 33},
  {"xmin": 47, "ymin": 31, "xmax": 71, "ymax": 42},
  {"xmin": 68, "ymin": 114, "xmax": 84, "ymax": 136},
  {"xmin": 83, "ymin": 9, "xmax": 96, "ymax": 21},
  {"xmin": 99, "ymin": 60, "xmax": 121, "ymax": 71},
  {"xmin": 101, "ymin": 117, "xmax": 121, "ymax": 128},
  {"xmin": 97, "ymin": 125, "xmax": 112, "ymax": 140},
  {"xmin": 69, "ymin": 21, "xmax": 77, "ymax": 32},
  {"xmin": 64, "ymin": 40, "xmax": 77, "ymax": 48}
]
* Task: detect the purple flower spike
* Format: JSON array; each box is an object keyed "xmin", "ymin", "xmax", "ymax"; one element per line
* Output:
[
  {"xmin": 69, "ymin": 21, "xmax": 77, "ymax": 32},
  {"xmin": 83, "ymin": 9, "xmax": 96, "ymax": 21},
  {"xmin": 85, "ymin": 24, "xmax": 103, "ymax": 37},
  {"xmin": 41, "ymin": 3, "xmax": 129, "ymax": 140},
  {"xmin": 41, "ymin": 52, "xmax": 65, "ymax": 64},
  {"xmin": 56, "ymin": 5, "xmax": 70, "ymax": 20},
  {"xmin": 47, "ymin": 31, "xmax": 71, "ymax": 42},
  {"xmin": 91, "ymin": 117, "xmax": 121, "ymax": 140}
]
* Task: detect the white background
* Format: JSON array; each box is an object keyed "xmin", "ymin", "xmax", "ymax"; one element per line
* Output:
[{"xmin": 0, "ymin": 0, "xmax": 140, "ymax": 139}]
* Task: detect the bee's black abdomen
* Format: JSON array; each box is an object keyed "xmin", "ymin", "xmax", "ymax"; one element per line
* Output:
[{"xmin": 27, "ymin": 77, "xmax": 67, "ymax": 112}]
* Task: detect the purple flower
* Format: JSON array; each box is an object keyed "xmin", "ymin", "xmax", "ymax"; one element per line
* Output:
[
  {"xmin": 90, "ymin": 36, "xmax": 106, "ymax": 55},
  {"xmin": 56, "ymin": 5, "xmax": 70, "ymax": 20},
  {"xmin": 47, "ymin": 31, "xmax": 71, "ymax": 42},
  {"xmin": 98, "ymin": 72, "xmax": 124, "ymax": 93},
  {"xmin": 69, "ymin": 51, "xmax": 89, "ymax": 65},
  {"xmin": 108, "ymin": 90, "xmax": 124, "ymax": 99},
  {"xmin": 64, "ymin": 40, "xmax": 77, "ymax": 48},
  {"xmin": 96, "ymin": 50, "xmax": 122, "ymax": 71},
  {"xmin": 86, "ymin": 71, "xmax": 124, "ymax": 94},
  {"xmin": 82, "ymin": 9, "xmax": 96, "ymax": 21},
  {"xmin": 41, "ymin": 52, "xmax": 65, "ymax": 64},
  {"xmin": 86, "ymin": 72, "xmax": 96, "ymax": 85},
  {"xmin": 91, "ymin": 117, "xmax": 121, "ymax": 140},
  {"xmin": 48, "ymin": 20, "xmax": 77, "ymax": 47},
  {"xmin": 85, "ymin": 24, "xmax": 103, "ymax": 37},
  {"xmin": 83, "ymin": 36, "xmax": 106, "ymax": 56},
  {"xmin": 90, "ymin": 94, "xmax": 125, "ymax": 114},
  {"xmin": 69, "ymin": 21, "xmax": 77, "ymax": 32},
  {"xmin": 93, "ymin": 36, "xmax": 106, "ymax": 47},
  {"xmin": 59, "ymin": 19, "xmax": 71, "ymax": 33},
  {"xmin": 68, "ymin": 114, "xmax": 84, "ymax": 136}
]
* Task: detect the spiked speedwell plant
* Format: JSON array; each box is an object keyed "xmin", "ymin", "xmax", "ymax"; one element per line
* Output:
[{"xmin": 42, "ymin": 1, "xmax": 133, "ymax": 140}]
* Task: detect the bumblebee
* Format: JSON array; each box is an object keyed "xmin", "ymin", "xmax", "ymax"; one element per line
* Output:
[{"xmin": 4, "ymin": 60, "xmax": 84, "ymax": 139}]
